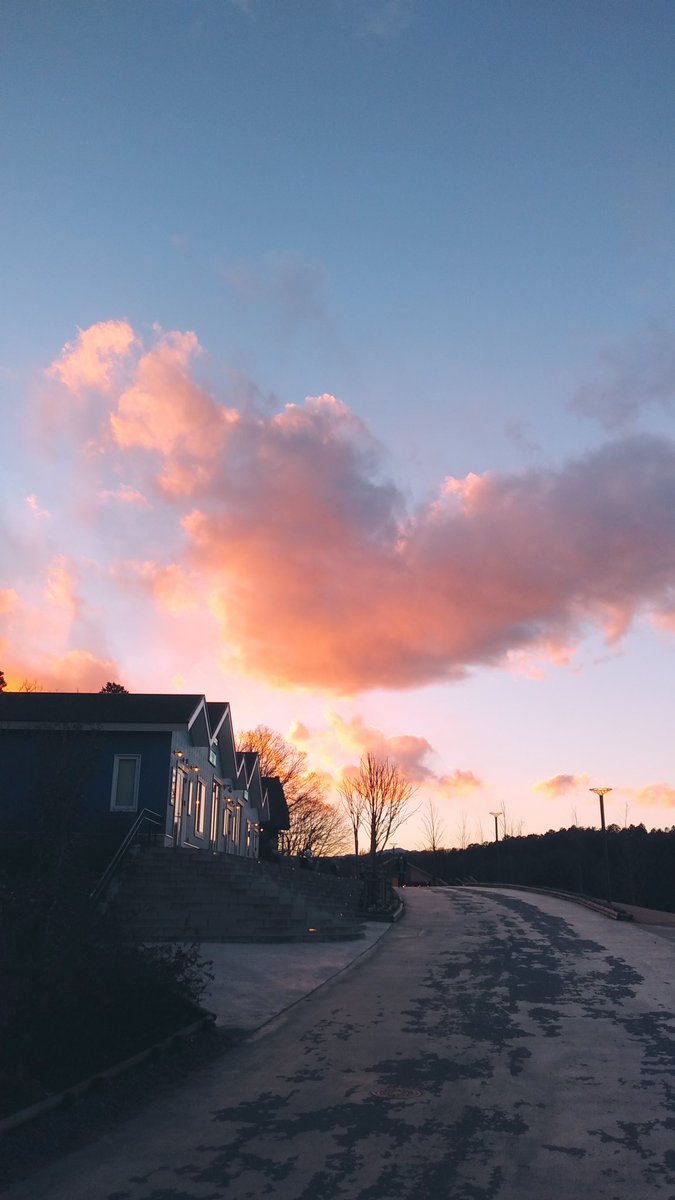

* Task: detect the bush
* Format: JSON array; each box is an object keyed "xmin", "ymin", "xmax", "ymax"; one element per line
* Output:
[{"xmin": 0, "ymin": 836, "xmax": 212, "ymax": 1117}]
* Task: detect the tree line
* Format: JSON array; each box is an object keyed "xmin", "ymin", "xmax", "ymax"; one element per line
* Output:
[{"xmin": 410, "ymin": 824, "xmax": 675, "ymax": 914}]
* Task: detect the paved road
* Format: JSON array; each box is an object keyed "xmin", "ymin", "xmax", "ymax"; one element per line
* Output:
[{"xmin": 6, "ymin": 887, "xmax": 675, "ymax": 1200}]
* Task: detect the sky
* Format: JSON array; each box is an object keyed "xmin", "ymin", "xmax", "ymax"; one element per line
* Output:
[{"xmin": 2, "ymin": 0, "xmax": 675, "ymax": 848}]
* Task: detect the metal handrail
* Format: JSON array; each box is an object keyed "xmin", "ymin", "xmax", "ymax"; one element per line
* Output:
[{"xmin": 89, "ymin": 808, "xmax": 163, "ymax": 903}]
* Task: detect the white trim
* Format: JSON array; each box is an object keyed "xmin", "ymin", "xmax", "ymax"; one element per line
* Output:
[{"xmin": 110, "ymin": 754, "xmax": 141, "ymax": 811}]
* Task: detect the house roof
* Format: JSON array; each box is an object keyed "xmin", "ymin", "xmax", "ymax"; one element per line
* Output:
[
  {"xmin": 262, "ymin": 776, "xmax": 290, "ymax": 830},
  {"xmin": 205, "ymin": 702, "xmax": 230, "ymax": 741},
  {"xmin": 0, "ymin": 692, "xmax": 211, "ymax": 733},
  {"xmin": 238, "ymin": 750, "xmax": 261, "ymax": 786}
]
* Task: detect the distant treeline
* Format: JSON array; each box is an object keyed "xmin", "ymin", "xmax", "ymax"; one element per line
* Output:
[{"xmin": 408, "ymin": 825, "xmax": 675, "ymax": 913}]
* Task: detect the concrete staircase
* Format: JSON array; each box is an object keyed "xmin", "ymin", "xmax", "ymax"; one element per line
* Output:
[{"xmin": 110, "ymin": 847, "xmax": 366, "ymax": 943}]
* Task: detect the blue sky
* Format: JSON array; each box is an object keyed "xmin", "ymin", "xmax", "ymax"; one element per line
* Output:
[{"xmin": 2, "ymin": 0, "xmax": 675, "ymax": 845}]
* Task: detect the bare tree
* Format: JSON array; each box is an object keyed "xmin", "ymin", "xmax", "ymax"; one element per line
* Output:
[
  {"xmin": 456, "ymin": 809, "xmax": 469, "ymax": 850},
  {"xmin": 238, "ymin": 725, "xmax": 348, "ymax": 856},
  {"xmin": 338, "ymin": 752, "xmax": 417, "ymax": 865},
  {"xmin": 338, "ymin": 771, "xmax": 366, "ymax": 856},
  {"xmin": 284, "ymin": 792, "xmax": 349, "ymax": 858},
  {"xmin": 419, "ymin": 799, "xmax": 446, "ymax": 851},
  {"xmin": 499, "ymin": 801, "xmax": 523, "ymax": 838},
  {"xmin": 19, "ymin": 678, "xmax": 44, "ymax": 692}
]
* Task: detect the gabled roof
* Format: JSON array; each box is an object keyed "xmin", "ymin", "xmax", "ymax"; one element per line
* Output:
[
  {"xmin": 0, "ymin": 692, "xmax": 209, "ymax": 734},
  {"xmin": 205, "ymin": 702, "xmax": 231, "ymax": 742},
  {"xmin": 238, "ymin": 750, "xmax": 261, "ymax": 788},
  {"xmin": 262, "ymin": 776, "xmax": 290, "ymax": 830}
]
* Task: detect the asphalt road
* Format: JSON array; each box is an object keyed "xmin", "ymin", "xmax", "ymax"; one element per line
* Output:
[{"xmin": 5, "ymin": 886, "xmax": 675, "ymax": 1200}]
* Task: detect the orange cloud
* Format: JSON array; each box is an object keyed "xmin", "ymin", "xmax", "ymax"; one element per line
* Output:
[
  {"xmin": 0, "ymin": 574, "xmax": 118, "ymax": 694},
  {"xmin": 0, "ymin": 588, "xmax": 20, "ymax": 615},
  {"xmin": 110, "ymin": 330, "xmax": 236, "ymax": 496},
  {"xmin": 635, "ymin": 783, "xmax": 675, "ymax": 808},
  {"xmin": 534, "ymin": 774, "xmax": 590, "ymax": 798},
  {"xmin": 438, "ymin": 770, "xmax": 482, "ymax": 796},
  {"xmin": 44, "ymin": 556, "xmax": 80, "ymax": 618}
]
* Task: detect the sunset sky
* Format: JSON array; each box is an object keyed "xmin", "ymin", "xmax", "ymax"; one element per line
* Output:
[{"xmin": 3, "ymin": 0, "xmax": 675, "ymax": 847}]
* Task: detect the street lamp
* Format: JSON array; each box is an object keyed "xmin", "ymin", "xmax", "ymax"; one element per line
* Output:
[
  {"xmin": 590, "ymin": 787, "xmax": 612, "ymax": 904},
  {"xmin": 489, "ymin": 812, "xmax": 501, "ymax": 843},
  {"xmin": 489, "ymin": 811, "xmax": 502, "ymax": 883}
]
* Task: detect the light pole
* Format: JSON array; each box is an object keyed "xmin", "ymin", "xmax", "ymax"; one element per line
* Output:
[
  {"xmin": 590, "ymin": 787, "xmax": 612, "ymax": 903},
  {"xmin": 489, "ymin": 811, "xmax": 501, "ymax": 882}
]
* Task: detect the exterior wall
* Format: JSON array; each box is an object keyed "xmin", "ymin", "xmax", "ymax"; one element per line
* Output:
[
  {"xmin": 4, "ymin": 713, "xmax": 264, "ymax": 863},
  {"xmin": 3, "ymin": 727, "xmax": 173, "ymax": 838}
]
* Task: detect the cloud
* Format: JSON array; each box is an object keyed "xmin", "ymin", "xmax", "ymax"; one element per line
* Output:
[
  {"xmin": 44, "ymin": 556, "xmax": 80, "ymax": 618},
  {"xmin": 534, "ymin": 774, "xmax": 590, "ymax": 798},
  {"xmin": 109, "ymin": 329, "xmax": 237, "ymax": 496},
  {"xmin": 290, "ymin": 711, "xmax": 481, "ymax": 798},
  {"xmin": 0, "ymin": 588, "xmax": 20, "ymax": 616},
  {"xmin": 46, "ymin": 321, "xmax": 138, "ymax": 396},
  {"xmin": 503, "ymin": 418, "xmax": 540, "ymax": 455},
  {"xmin": 438, "ymin": 770, "xmax": 482, "ymax": 796},
  {"xmin": 35, "ymin": 320, "xmax": 675, "ymax": 696},
  {"xmin": 0, "ymin": 567, "xmax": 119, "ymax": 693},
  {"xmin": 570, "ymin": 325, "xmax": 675, "ymax": 430},
  {"xmin": 338, "ymin": 0, "xmax": 415, "ymax": 38},
  {"xmin": 329, "ymin": 712, "xmax": 436, "ymax": 782},
  {"xmin": 99, "ymin": 485, "xmax": 151, "ymax": 507},
  {"xmin": 222, "ymin": 252, "xmax": 328, "ymax": 334},
  {"xmin": 635, "ymin": 783, "xmax": 675, "ymax": 808},
  {"xmin": 26, "ymin": 494, "xmax": 51, "ymax": 518}
]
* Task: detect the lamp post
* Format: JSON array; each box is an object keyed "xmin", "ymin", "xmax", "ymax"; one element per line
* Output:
[
  {"xmin": 489, "ymin": 811, "xmax": 501, "ymax": 882},
  {"xmin": 590, "ymin": 786, "xmax": 612, "ymax": 903}
]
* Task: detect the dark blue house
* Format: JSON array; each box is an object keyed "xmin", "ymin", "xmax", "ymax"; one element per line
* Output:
[{"xmin": 0, "ymin": 692, "xmax": 288, "ymax": 862}]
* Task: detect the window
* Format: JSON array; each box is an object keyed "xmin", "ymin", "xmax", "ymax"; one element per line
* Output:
[
  {"xmin": 195, "ymin": 779, "xmax": 206, "ymax": 835},
  {"xmin": 231, "ymin": 803, "xmax": 241, "ymax": 849},
  {"xmin": 175, "ymin": 769, "xmax": 185, "ymax": 810},
  {"xmin": 208, "ymin": 747, "xmax": 217, "ymax": 767},
  {"xmin": 110, "ymin": 755, "xmax": 141, "ymax": 811}
]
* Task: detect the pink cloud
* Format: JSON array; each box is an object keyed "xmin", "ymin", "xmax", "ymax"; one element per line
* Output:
[
  {"xmin": 31, "ymin": 322, "xmax": 675, "ymax": 696},
  {"xmin": 534, "ymin": 774, "xmax": 590, "ymax": 798},
  {"xmin": 99, "ymin": 484, "xmax": 151, "ymax": 507},
  {"xmin": 290, "ymin": 711, "xmax": 481, "ymax": 799},
  {"xmin": 46, "ymin": 320, "xmax": 138, "ymax": 395},
  {"xmin": 26, "ymin": 494, "xmax": 51, "ymax": 518}
]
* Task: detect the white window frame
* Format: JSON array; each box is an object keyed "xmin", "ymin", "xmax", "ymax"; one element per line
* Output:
[{"xmin": 110, "ymin": 754, "xmax": 141, "ymax": 812}]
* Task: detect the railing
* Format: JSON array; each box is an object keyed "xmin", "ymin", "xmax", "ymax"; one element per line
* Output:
[
  {"xmin": 359, "ymin": 866, "xmax": 397, "ymax": 913},
  {"xmin": 89, "ymin": 808, "xmax": 163, "ymax": 903}
]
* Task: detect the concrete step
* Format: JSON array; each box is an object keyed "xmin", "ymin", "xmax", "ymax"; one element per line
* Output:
[{"xmin": 112, "ymin": 846, "xmax": 365, "ymax": 943}]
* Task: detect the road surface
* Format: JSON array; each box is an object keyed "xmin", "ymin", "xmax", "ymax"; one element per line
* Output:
[{"xmin": 5, "ymin": 886, "xmax": 675, "ymax": 1200}]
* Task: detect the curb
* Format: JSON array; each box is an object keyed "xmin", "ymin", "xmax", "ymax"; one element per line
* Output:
[
  {"xmin": 461, "ymin": 881, "xmax": 633, "ymax": 921},
  {"xmin": 0, "ymin": 1013, "xmax": 215, "ymax": 1136}
]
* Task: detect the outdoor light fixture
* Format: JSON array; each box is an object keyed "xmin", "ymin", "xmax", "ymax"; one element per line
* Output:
[
  {"xmin": 489, "ymin": 811, "xmax": 501, "ymax": 842},
  {"xmin": 590, "ymin": 786, "xmax": 613, "ymax": 904}
]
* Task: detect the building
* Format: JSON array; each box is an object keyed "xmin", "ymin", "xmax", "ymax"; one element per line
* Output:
[{"xmin": 0, "ymin": 691, "xmax": 289, "ymax": 862}]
